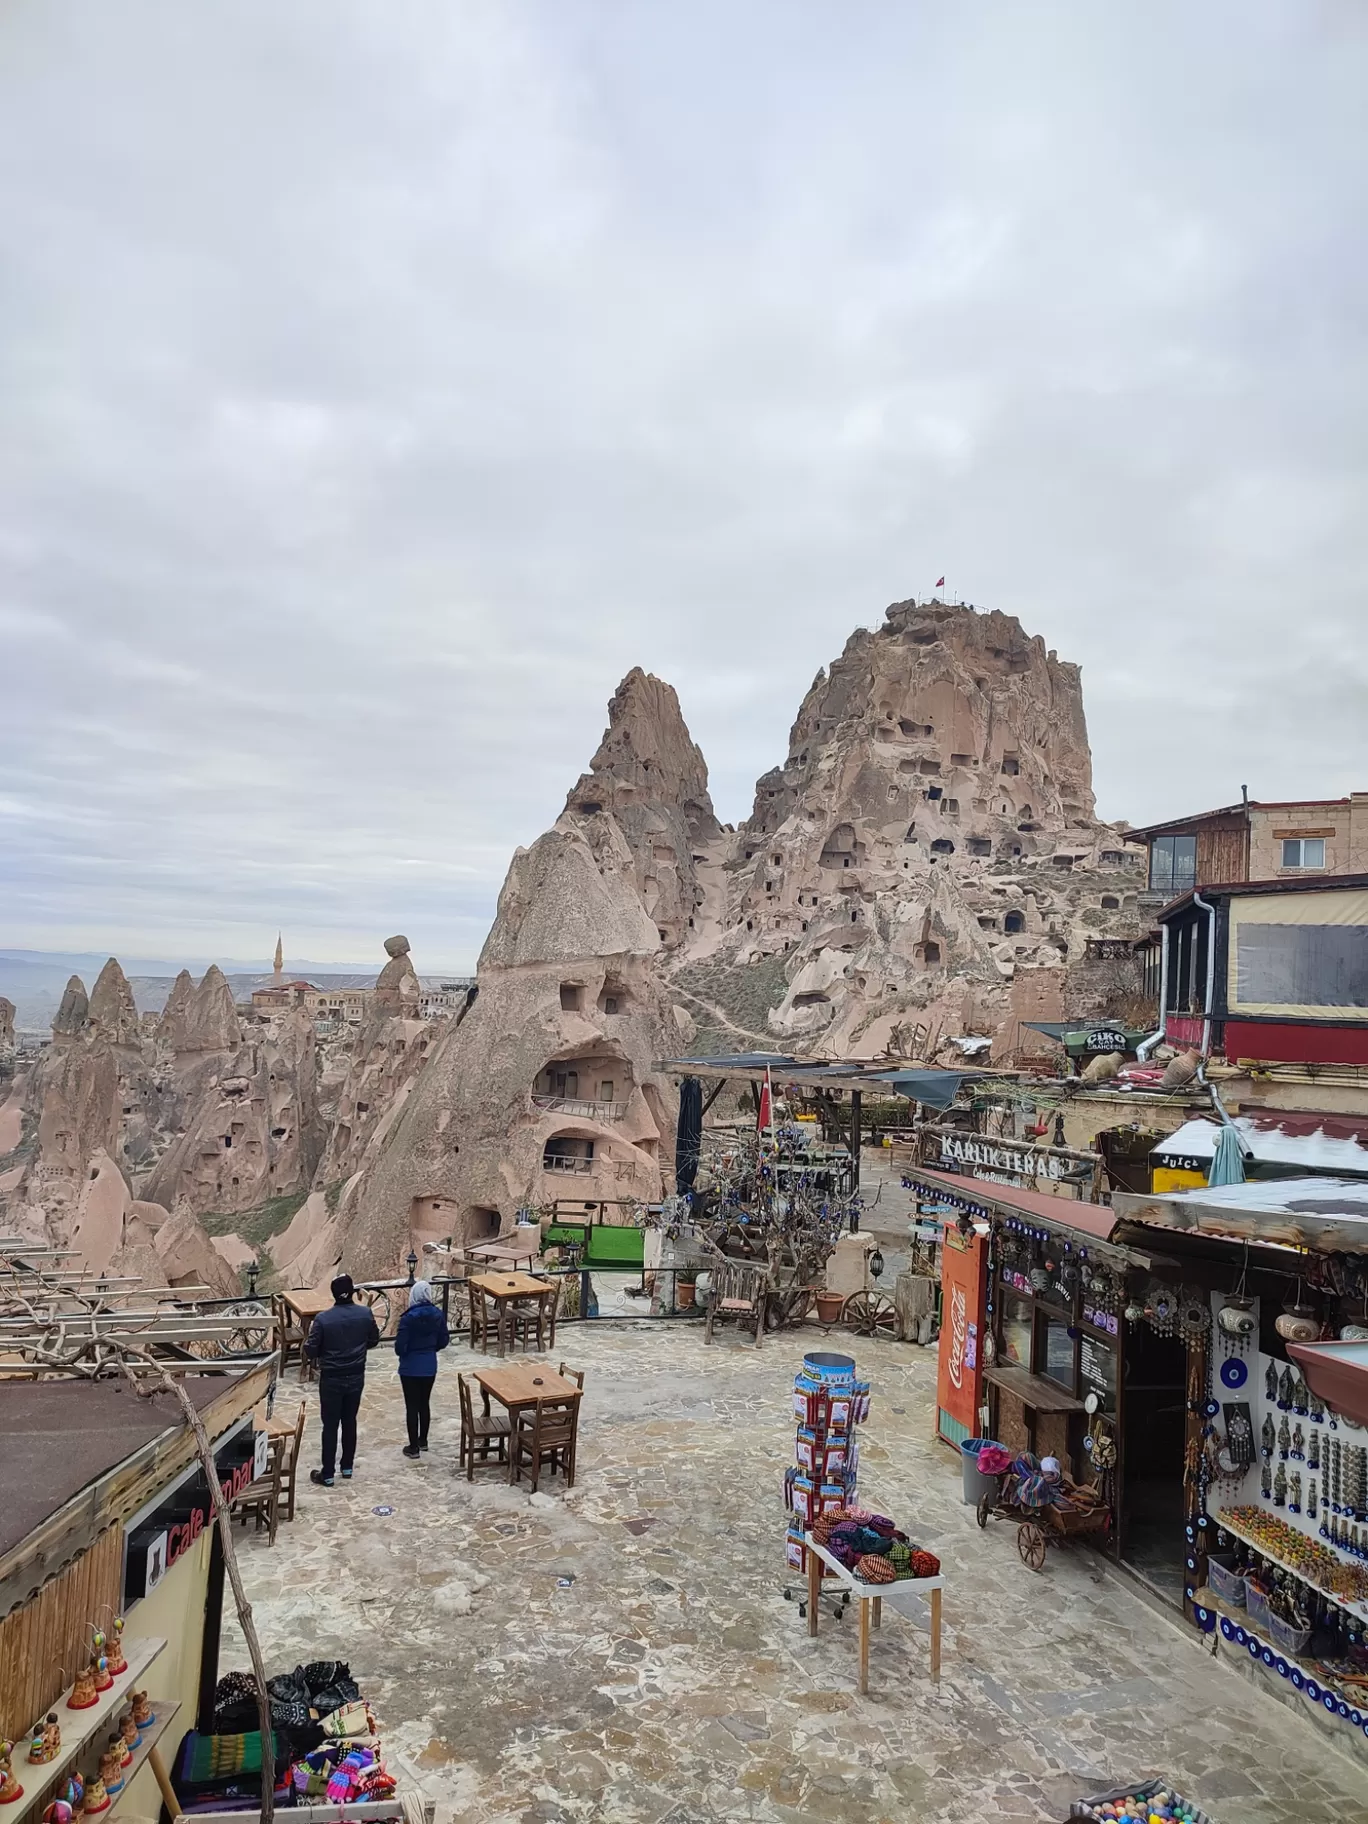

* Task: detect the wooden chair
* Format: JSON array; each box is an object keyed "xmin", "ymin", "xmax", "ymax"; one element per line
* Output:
[
  {"xmin": 232, "ymin": 1447, "xmax": 283, "ymax": 1545},
  {"xmin": 276, "ymin": 1400, "xmax": 307, "ymax": 1522},
  {"xmin": 510, "ymin": 1278, "xmax": 561, "ymax": 1353},
  {"xmin": 704, "ymin": 1259, "xmax": 768, "ymax": 1348},
  {"xmin": 468, "ymin": 1283, "xmax": 492, "ymax": 1354},
  {"xmin": 557, "ymin": 1363, "xmax": 585, "ymax": 1389},
  {"xmin": 457, "ymin": 1373, "xmax": 510, "ymax": 1480},
  {"xmin": 510, "ymin": 1397, "xmax": 579, "ymax": 1493},
  {"xmin": 273, "ymin": 1294, "xmax": 306, "ymax": 1373}
]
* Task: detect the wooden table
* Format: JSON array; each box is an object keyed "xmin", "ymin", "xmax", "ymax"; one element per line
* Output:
[
  {"xmin": 469, "ymin": 1271, "xmax": 552, "ymax": 1356},
  {"xmin": 465, "ymin": 1234, "xmax": 541, "ymax": 1270},
  {"xmin": 473, "ymin": 1363, "xmax": 584, "ymax": 1484},
  {"xmin": 281, "ymin": 1287, "xmax": 334, "ymax": 1380},
  {"xmin": 803, "ymin": 1535, "xmax": 943, "ymax": 1694}
]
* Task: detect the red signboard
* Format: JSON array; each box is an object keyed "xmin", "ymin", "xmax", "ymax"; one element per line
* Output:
[
  {"xmin": 1224, "ymin": 1020, "xmax": 1368, "ymax": 1067},
  {"xmin": 936, "ymin": 1228, "xmax": 987, "ymax": 1448}
]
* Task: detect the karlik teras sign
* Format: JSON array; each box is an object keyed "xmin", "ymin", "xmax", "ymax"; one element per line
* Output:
[{"xmin": 932, "ymin": 1131, "xmax": 1075, "ymax": 1182}]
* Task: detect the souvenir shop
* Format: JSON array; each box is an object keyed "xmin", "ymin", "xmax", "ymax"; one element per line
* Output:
[
  {"xmin": 918, "ymin": 1160, "xmax": 1368, "ymax": 1758},
  {"xmin": 0, "ymin": 1368, "xmax": 420, "ymax": 1819}
]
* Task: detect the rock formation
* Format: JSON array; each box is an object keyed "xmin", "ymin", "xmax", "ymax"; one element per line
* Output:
[
  {"xmin": 52, "ymin": 974, "xmax": 90, "ymax": 1041},
  {"xmin": 331, "ymin": 817, "xmax": 682, "ymax": 1278},
  {"xmin": 668, "ymin": 599, "xmax": 1144, "ymax": 1058},
  {"xmin": 563, "ymin": 667, "xmax": 722, "ymax": 951},
  {"xmin": 0, "ymin": 996, "xmax": 14, "ymax": 1051}
]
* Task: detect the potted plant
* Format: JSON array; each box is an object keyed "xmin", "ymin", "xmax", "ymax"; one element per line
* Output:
[
  {"xmin": 676, "ymin": 1273, "xmax": 697, "ymax": 1310},
  {"xmin": 815, "ymin": 1289, "xmax": 845, "ymax": 1326}
]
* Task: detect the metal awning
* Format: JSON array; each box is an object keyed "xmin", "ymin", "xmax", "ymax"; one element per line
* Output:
[
  {"xmin": 657, "ymin": 1054, "xmax": 987, "ymax": 1110},
  {"xmin": 1112, "ymin": 1176, "xmax": 1368, "ymax": 1254}
]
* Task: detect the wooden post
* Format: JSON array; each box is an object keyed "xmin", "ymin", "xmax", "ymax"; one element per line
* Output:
[
  {"xmin": 871, "ymin": 1595, "xmax": 881, "ymax": 1631},
  {"xmin": 858, "ymin": 1593, "xmax": 871, "ymax": 1694},
  {"xmin": 806, "ymin": 1541, "xmax": 820, "ymax": 1636},
  {"xmin": 850, "ymin": 1092, "xmax": 862, "ymax": 1194},
  {"xmin": 929, "ymin": 1587, "xmax": 941, "ymax": 1681},
  {"xmin": 147, "ymin": 1744, "xmax": 181, "ymax": 1819}
]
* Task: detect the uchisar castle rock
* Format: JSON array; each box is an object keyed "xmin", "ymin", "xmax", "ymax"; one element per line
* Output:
[{"xmin": 0, "ymin": 597, "xmax": 1142, "ymax": 1281}]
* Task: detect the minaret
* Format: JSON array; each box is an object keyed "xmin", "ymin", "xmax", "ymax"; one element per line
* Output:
[{"xmin": 273, "ymin": 933, "xmax": 284, "ymax": 986}]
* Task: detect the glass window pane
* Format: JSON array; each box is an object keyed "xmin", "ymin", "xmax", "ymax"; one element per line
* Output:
[
  {"xmin": 1001, "ymin": 1294, "xmax": 1032, "ymax": 1368},
  {"xmin": 1282, "ymin": 838, "xmax": 1301, "ymax": 868},
  {"xmin": 1304, "ymin": 838, "xmax": 1325, "ymax": 869},
  {"xmin": 1173, "ymin": 836, "xmax": 1197, "ymax": 891},
  {"xmin": 1039, "ymin": 1317, "xmax": 1074, "ymax": 1390},
  {"xmin": 1149, "ymin": 836, "xmax": 1174, "ymax": 891}
]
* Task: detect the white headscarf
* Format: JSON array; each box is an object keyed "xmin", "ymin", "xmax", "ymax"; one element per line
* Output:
[{"xmin": 409, "ymin": 1278, "xmax": 436, "ymax": 1307}]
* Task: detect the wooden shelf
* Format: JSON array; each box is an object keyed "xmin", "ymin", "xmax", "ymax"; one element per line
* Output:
[
  {"xmin": 10, "ymin": 1638, "xmax": 167, "ymax": 1824},
  {"xmin": 101, "ymin": 1700, "xmax": 182, "ymax": 1823},
  {"xmin": 984, "ymin": 1363, "xmax": 1085, "ymax": 1414}
]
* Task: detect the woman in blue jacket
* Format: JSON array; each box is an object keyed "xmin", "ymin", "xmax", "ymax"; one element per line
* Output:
[{"xmin": 394, "ymin": 1279, "xmax": 451, "ymax": 1458}]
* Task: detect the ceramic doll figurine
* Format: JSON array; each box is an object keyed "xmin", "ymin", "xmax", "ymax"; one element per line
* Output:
[
  {"xmin": 82, "ymin": 1773, "xmax": 109, "ymax": 1817},
  {"xmin": 1261, "ymin": 1460, "xmax": 1272, "ymax": 1499},
  {"xmin": 91, "ymin": 1634, "xmax": 113, "ymax": 1695},
  {"xmin": 1274, "ymin": 1462, "xmax": 1287, "ymax": 1507},
  {"xmin": 28, "ymin": 1716, "xmax": 60, "ymax": 1764},
  {"xmin": 0, "ymin": 1742, "xmax": 24, "ymax": 1806},
  {"xmin": 1261, "ymin": 1414, "xmax": 1276, "ymax": 1459},
  {"xmin": 1277, "ymin": 1414, "xmax": 1291, "ymax": 1459},
  {"xmin": 67, "ymin": 1664, "xmax": 98, "ymax": 1711},
  {"xmin": 105, "ymin": 1618, "xmax": 127, "ymax": 1678},
  {"xmin": 1291, "ymin": 1423, "xmax": 1305, "ymax": 1460},
  {"xmin": 129, "ymin": 1692, "xmax": 154, "ymax": 1731},
  {"xmin": 1289, "ymin": 1470, "xmax": 1302, "ymax": 1513},
  {"xmin": 119, "ymin": 1714, "xmax": 139, "ymax": 1756},
  {"xmin": 43, "ymin": 1803, "xmax": 73, "ymax": 1824},
  {"xmin": 1278, "ymin": 1366, "xmax": 1294, "ymax": 1410},
  {"xmin": 98, "ymin": 1742, "xmax": 123, "ymax": 1799}
]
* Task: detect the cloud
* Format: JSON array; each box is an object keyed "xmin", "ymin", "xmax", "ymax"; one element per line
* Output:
[{"xmin": 1, "ymin": 1, "xmax": 1365, "ymax": 965}]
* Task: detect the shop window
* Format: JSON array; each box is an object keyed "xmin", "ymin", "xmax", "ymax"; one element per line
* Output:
[
  {"xmin": 1001, "ymin": 1294, "xmax": 1032, "ymax": 1368},
  {"xmin": 1149, "ymin": 834, "xmax": 1197, "ymax": 895},
  {"xmin": 1038, "ymin": 1315, "xmax": 1076, "ymax": 1390}
]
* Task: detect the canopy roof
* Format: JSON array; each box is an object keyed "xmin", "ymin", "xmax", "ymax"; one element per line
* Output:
[
  {"xmin": 657, "ymin": 1054, "xmax": 986, "ymax": 1110},
  {"xmin": 1112, "ymin": 1176, "xmax": 1368, "ymax": 1254},
  {"xmin": 1152, "ymin": 1112, "xmax": 1368, "ymax": 1177}
]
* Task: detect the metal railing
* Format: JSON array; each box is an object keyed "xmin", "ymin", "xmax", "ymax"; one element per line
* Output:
[
  {"xmin": 542, "ymin": 1153, "xmax": 594, "ymax": 1174},
  {"xmin": 532, "ymin": 1094, "xmax": 625, "ymax": 1121}
]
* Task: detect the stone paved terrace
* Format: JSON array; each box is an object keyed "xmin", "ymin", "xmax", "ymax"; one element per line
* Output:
[{"xmin": 223, "ymin": 1322, "xmax": 1368, "ymax": 1824}]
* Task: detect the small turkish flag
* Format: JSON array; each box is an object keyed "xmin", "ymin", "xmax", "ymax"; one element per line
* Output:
[
  {"xmin": 757, "ymin": 1067, "xmax": 773, "ymax": 1133},
  {"xmin": 935, "ymin": 576, "xmax": 945, "ymax": 588}
]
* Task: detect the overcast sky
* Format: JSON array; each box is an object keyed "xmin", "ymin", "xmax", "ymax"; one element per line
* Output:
[{"xmin": 2, "ymin": 3, "xmax": 1365, "ymax": 970}]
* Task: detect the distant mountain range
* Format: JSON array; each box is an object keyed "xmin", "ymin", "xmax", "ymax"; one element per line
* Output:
[{"xmin": 0, "ymin": 950, "xmax": 471, "ymax": 1033}]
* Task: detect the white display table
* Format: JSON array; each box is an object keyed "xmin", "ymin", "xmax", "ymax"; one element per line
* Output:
[{"xmin": 803, "ymin": 1534, "xmax": 944, "ymax": 1693}]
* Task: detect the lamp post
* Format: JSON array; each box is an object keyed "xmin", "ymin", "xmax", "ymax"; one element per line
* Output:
[
  {"xmin": 246, "ymin": 1261, "xmax": 259, "ymax": 1299},
  {"xmin": 869, "ymin": 1246, "xmax": 885, "ymax": 1282},
  {"xmin": 406, "ymin": 1249, "xmax": 418, "ymax": 1286}
]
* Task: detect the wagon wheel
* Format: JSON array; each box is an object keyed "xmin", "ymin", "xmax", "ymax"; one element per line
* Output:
[
  {"xmin": 221, "ymin": 1300, "xmax": 273, "ymax": 1354},
  {"xmin": 842, "ymin": 1289, "xmax": 898, "ymax": 1339},
  {"xmin": 976, "ymin": 1492, "xmax": 992, "ymax": 1530},
  {"xmin": 359, "ymin": 1286, "xmax": 393, "ymax": 1335},
  {"xmin": 1018, "ymin": 1521, "xmax": 1048, "ymax": 1571}
]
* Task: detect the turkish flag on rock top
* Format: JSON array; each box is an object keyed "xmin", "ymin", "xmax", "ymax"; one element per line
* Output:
[
  {"xmin": 935, "ymin": 576, "xmax": 945, "ymax": 588},
  {"xmin": 756, "ymin": 1067, "xmax": 772, "ymax": 1132}
]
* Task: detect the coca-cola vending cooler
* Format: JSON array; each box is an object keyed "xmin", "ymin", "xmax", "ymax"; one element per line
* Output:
[{"xmin": 936, "ymin": 1226, "xmax": 988, "ymax": 1450}]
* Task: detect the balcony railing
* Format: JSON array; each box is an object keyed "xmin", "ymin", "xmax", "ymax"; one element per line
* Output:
[
  {"xmin": 532, "ymin": 1094, "xmax": 625, "ymax": 1122},
  {"xmin": 542, "ymin": 1153, "xmax": 594, "ymax": 1175}
]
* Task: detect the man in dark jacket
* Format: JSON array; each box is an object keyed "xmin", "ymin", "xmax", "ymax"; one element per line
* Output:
[{"xmin": 307, "ymin": 1274, "xmax": 381, "ymax": 1486}]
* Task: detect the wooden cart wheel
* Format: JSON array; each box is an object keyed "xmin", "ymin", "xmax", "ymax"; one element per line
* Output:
[
  {"xmin": 976, "ymin": 1492, "xmax": 992, "ymax": 1530},
  {"xmin": 1018, "ymin": 1521, "xmax": 1048, "ymax": 1571},
  {"xmin": 842, "ymin": 1289, "xmax": 898, "ymax": 1339}
]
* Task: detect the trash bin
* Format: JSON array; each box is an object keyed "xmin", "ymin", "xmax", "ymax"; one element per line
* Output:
[{"xmin": 960, "ymin": 1437, "xmax": 1001, "ymax": 1506}]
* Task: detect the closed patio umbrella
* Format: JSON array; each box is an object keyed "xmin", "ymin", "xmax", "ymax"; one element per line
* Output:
[{"xmin": 1208, "ymin": 1123, "xmax": 1248, "ymax": 1186}]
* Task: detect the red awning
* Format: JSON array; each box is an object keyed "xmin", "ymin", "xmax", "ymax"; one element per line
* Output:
[
  {"xmin": 904, "ymin": 1164, "xmax": 1121, "ymax": 1242},
  {"xmin": 1287, "ymin": 1339, "xmax": 1368, "ymax": 1427}
]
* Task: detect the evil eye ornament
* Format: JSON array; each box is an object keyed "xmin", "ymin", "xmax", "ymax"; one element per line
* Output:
[
  {"xmin": 1275, "ymin": 1656, "xmax": 1289, "ymax": 1677},
  {"xmin": 1235, "ymin": 1625, "xmax": 1248, "ymax": 1645},
  {"xmin": 1291, "ymin": 1668, "xmax": 1305, "ymax": 1690},
  {"xmin": 1306, "ymin": 1679, "xmax": 1322, "ymax": 1702},
  {"xmin": 1220, "ymin": 1357, "xmax": 1249, "ymax": 1389},
  {"xmin": 1203, "ymin": 1398, "xmax": 1221, "ymax": 1418},
  {"xmin": 1220, "ymin": 1617, "xmax": 1235, "ymax": 1640}
]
